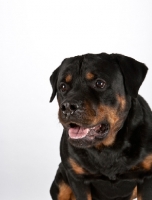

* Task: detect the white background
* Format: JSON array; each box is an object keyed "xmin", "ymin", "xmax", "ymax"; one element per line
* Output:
[{"xmin": 0, "ymin": 0, "xmax": 152, "ymax": 200}]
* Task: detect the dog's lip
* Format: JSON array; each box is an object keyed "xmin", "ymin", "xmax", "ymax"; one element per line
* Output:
[{"xmin": 67, "ymin": 123, "xmax": 109, "ymax": 140}]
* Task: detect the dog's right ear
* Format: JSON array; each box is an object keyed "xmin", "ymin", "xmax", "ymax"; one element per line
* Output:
[
  {"xmin": 49, "ymin": 67, "xmax": 60, "ymax": 102},
  {"xmin": 111, "ymin": 54, "xmax": 148, "ymax": 98}
]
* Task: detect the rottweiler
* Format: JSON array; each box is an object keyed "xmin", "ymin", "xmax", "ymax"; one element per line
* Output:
[{"xmin": 49, "ymin": 53, "xmax": 152, "ymax": 200}]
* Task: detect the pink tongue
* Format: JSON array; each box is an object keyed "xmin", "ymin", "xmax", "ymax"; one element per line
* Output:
[{"xmin": 69, "ymin": 127, "xmax": 89, "ymax": 139}]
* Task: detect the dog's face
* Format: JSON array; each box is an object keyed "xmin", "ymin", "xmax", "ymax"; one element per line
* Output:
[{"xmin": 50, "ymin": 53, "xmax": 147, "ymax": 148}]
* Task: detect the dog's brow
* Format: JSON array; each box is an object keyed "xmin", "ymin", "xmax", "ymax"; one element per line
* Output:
[
  {"xmin": 85, "ymin": 72, "xmax": 95, "ymax": 80},
  {"xmin": 65, "ymin": 74, "xmax": 72, "ymax": 83}
]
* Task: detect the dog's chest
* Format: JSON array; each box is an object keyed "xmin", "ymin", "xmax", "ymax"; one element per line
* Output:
[
  {"xmin": 90, "ymin": 179, "xmax": 136, "ymax": 199},
  {"xmin": 80, "ymin": 148, "xmax": 129, "ymax": 180}
]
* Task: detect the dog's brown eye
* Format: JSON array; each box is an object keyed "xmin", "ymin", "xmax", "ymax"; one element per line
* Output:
[
  {"xmin": 60, "ymin": 83, "xmax": 67, "ymax": 92},
  {"xmin": 96, "ymin": 80, "xmax": 106, "ymax": 89}
]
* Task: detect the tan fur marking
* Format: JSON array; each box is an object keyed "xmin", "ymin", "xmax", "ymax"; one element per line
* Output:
[
  {"xmin": 90, "ymin": 95, "xmax": 127, "ymax": 148},
  {"xmin": 65, "ymin": 74, "xmax": 72, "ymax": 83},
  {"xmin": 141, "ymin": 154, "xmax": 152, "ymax": 170},
  {"xmin": 69, "ymin": 158, "xmax": 86, "ymax": 174},
  {"xmin": 116, "ymin": 95, "xmax": 126, "ymax": 110},
  {"xmin": 87, "ymin": 192, "xmax": 92, "ymax": 200},
  {"xmin": 58, "ymin": 181, "xmax": 75, "ymax": 200},
  {"xmin": 86, "ymin": 72, "xmax": 94, "ymax": 80},
  {"xmin": 137, "ymin": 194, "xmax": 142, "ymax": 200},
  {"xmin": 130, "ymin": 186, "xmax": 137, "ymax": 200},
  {"xmin": 94, "ymin": 104, "xmax": 124, "ymax": 147}
]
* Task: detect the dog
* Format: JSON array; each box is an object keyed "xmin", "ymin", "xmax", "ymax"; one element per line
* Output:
[{"xmin": 49, "ymin": 53, "xmax": 152, "ymax": 200}]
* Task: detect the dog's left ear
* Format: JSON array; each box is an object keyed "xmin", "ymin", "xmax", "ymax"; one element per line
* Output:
[
  {"xmin": 112, "ymin": 54, "xmax": 148, "ymax": 98},
  {"xmin": 49, "ymin": 67, "xmax": 60, "ymax": 102}
]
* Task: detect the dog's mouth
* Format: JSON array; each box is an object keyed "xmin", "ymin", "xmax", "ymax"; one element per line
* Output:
[{"xmin": 68, "ymin": 123, "xmax": 109, "ymax": 141}]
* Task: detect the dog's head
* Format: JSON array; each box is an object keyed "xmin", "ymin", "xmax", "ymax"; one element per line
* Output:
[{"xmin": 50, "ymin": 53, "xmax": 147, "ymax": 148}]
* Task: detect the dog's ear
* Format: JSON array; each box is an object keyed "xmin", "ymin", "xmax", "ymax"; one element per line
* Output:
[
  {"xmin": 49, "ymin": 67, "xmax": 60, "ymax": 102},
  {"xmin": 112, "ymin": 54, "xmax": 148, "ymax": 98}
]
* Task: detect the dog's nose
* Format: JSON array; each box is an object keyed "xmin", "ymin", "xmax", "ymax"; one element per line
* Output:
[{"xmin": 61, "ymin": 102, "xmax": 79, "ymax": 116}]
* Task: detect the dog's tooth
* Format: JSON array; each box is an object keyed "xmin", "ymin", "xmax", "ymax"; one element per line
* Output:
[{"xmin": 92, "ymin": 126, "xmax": 96, "ymax": 129}]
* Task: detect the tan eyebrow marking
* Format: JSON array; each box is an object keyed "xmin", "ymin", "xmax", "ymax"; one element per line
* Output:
[
  {"xmin": 85, "ymin": 72, "xmax": 95, "ymax": 80},
  {"xmin": 65, "ymin": 74, "xmax": 72, "ymax": 82}
]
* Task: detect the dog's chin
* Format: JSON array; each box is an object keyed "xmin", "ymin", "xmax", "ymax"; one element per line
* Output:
[{"xmin": 65, "ymin": 123, "xmax": 109, "ymax": 148}]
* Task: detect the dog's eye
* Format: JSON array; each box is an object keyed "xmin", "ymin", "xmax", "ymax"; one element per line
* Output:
[
  {"xmin": 60, "ymin": 83, "xmax": 67, "ymax": 92},
  {"xmin": 96, "ymin": 80, "xmax": 106, "ymax": 89}
]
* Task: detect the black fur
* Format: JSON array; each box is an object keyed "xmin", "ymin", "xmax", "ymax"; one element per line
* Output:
[{"xmin": 49, "ymin": 53, "xmax": 152, "ymax": 200}]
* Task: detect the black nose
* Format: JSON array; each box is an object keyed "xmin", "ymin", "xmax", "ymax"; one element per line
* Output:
[{"xmin": 61, "ymin": 102, "xmax": 79, "ymax": 116}]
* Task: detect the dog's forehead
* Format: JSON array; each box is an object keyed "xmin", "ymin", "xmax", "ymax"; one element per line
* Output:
[
  {"xmin": 82, "ymin": 55, "xmax": 116, "ymax": 74},
  {"xmin": 59, "ymin": 54, "xmax": 118, "ymax": 81}
]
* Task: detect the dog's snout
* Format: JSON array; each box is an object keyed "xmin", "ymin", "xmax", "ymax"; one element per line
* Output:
[{"xmin": 61, "ymin": 102, "xmax": 80, "ymax": 115}]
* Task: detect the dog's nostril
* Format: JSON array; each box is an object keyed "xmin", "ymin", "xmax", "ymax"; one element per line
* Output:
[
  {"xmin": 61, "ymin": 104, "xmax": 66, "ymax": 111},
  {"xmin": 70, "ymin": 104, "xmax": 78, "ymax": 111}
]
